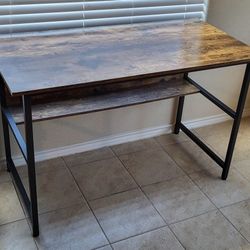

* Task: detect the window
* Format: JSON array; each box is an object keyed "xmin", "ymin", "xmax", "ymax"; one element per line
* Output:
[{"xmin": 0, "ymin": 0, "xmax": 208, "ymax": 36}]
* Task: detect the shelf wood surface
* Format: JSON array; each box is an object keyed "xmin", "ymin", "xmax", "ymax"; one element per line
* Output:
[{"xmin": 10, "ymin": 76, "xmax": 199, "ymax": 124}]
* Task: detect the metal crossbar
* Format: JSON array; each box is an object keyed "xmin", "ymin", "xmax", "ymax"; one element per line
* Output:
[
  {"xmin": 175, "ymin": 63, "xmax": 250, "ymax": 180},
  {"xmin": 185, "ymin": 76, "xmax": 236, "ymax": 119}
]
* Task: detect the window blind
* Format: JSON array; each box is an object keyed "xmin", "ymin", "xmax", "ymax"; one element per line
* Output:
[{"xmin": 0, "ymin": 0, "xmax": 208, "ymax": 35}]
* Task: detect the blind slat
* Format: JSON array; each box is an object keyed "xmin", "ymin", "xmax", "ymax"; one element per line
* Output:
[
  {"xmin": 0, "ymin": 12, "xmax": 83, "ymax": 25},
  {"xmin": 0, "ymin": 0, "xmax": 207, "ymax": 35}
]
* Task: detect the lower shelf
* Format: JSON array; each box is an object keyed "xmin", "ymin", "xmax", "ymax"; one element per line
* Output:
[{"xmin": 11, "ymin": 77, "xmax": 199, "ymax": 124}]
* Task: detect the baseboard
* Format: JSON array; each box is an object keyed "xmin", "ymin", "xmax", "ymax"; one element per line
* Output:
[{"xmin": 5, "ymin": 108, "xmax": 250, "ymax": 166}]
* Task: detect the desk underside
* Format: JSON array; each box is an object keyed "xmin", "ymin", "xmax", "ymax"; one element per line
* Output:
[
  {"xmin": 0, "ymin": 21, "xmax": 249, "ymax": 96},
  {"xmin": 9, "ymin": 75, "xmax": 199, "ymax": 124}
]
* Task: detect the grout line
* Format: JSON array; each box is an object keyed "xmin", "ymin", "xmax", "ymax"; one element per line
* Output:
[
  {"xmin": 61, "ymin": 157, "xmax": 112, "ymax": 246},
  {"xmin": 165, "ymin": 226, "xmax": 186, "ymax": 250},
  {"xmin": 155, "ymin": 137, "xmax": 192, "ymax": 176},
  {"xmin": 109, "ymin": 225, "xmax": 168, "ymax": 246},
  {"xmin": 111, "ymin": 225, "xmax": 178, "ymax": 245},
  {"xmin": 218, "ymin": 209, "xmax": 250, "ymax": 244},
  {"xmin": 168, "ymin": 208, "xmax": 218, "ymax": 226},
  {"xmin": 152, "ymin": 132, "xmax": 223, "ymax": 177},
  {"xmin": 92, "ymin": 244, "xmax": 112, "ymax": 250},
  {"xmin": 154, "ymin": 132, "xmax": 250, "ymax": 244},
  {"xmin": 110, "ymin": 242, "xmax": 115, "ymax": 250},
  {"xmin": 110, "ymin": 138, "xmax": 162, "ymax": 157},
  {"xmin": 32, "ymin": 226, "xmax": 39, "ymax": 250},
  {"xmin": 62, "ymin": 152, "xmax": 116, "ymax": 169},
  {"xmin": 186, "ymin": 173, "xmax": 250, "ymax": 244},
  {"xmin": 111, "ymin": 141, "xmax": 191, "ymax": 187},
  {"xmin": 0, "ymin": 217, "xmax": 27, "ymax": 228},
  {"xmin": 110, "ymin": 147, "xmax": 186, "ymax": 249},
  {"xmin": 38, "ymin": 201, "xmax": 87, "ymax": 217},
  {"xmin": 232, "ymin": 166, "xmax": 250, "ymax": 182},
  {"xmin": 88, "ymin": 186, "xmax": 139, "ymax": 202},
  {"xmin": 155, "ymin": 135, "xmax": 210, "ymax": 178},
  {"xmin": 218, "ymin": 197, "xmax": 250, "ymax": 210},
  {"xmin": 154, "ymin": 139, "xmax": 221, "ymax": 225}
]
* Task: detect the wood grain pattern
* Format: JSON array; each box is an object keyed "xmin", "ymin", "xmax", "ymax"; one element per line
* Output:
[
  {"xmin": 5, "ymin": 74, "xmax": 183, "ymax": 106},
  {"xmin": 0, "ymin": 21, "xmax": 249, "ymax": 96},
  {"xmin": 10, "ymin": 76, "xmax": 199, "ymax": 124}
]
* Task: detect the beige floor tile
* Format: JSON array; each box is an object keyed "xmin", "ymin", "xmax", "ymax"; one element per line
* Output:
[
  {"xmin": 71, "ymin": 158, "xmax": 137, "ymax": 201},
  {"xmin": 96, "ymin": 246, "xmax": 112, "ymax": 250},
  {"xmin": 170, "ymin": 210, "xmax": 249, "ymax": 250},
  {"xmin": 119, "ymin": 149, "xmax": 184, "ymax": 186},
  {"xmin": 190, "ymin": 168, "xmax": 250, "ymax": 208},
  {"xmin": 36, "ymin": 204, "xmax": 108, "ymax": 250},
  {"xmin": 23, "ymin": 169, "xmax": 84, "ymax": 214},
  {"xmin": 200, "ymin": 133, "xmax": 229, "ymax": 158},
  {"xmin": 0, "ymin": 160, "xmax": 6, "ymax": 169},
  {"xmin": 63, "ymin": 147, "xmax": 114, "ymax": 168},
  {"xmin": 163, "ymin": 141, "xmax": 219, "ymax": 174},
  {"xmin": 230, "ymin": 135, "xmax": 250, "ymax": 163},
  {"xmin": 0, "ymin": 220, "xmax": 37, "ymax": 250},
  {"xmin": 90, "ymin": 188, "xmax": 165, "ymax": 243},
  {"xmin": 194, "ymin": 118, "xmax": 250, "ymax": 163},
  {"xmin": 155, "ymin": 132, "xmax": 189, "ymax": 146},
  {"xmin": 143, "ymin": 176, "xmax": 215, "ymax": 224},
  {"xmin": 0, "ymin": 170, "xmax": 10, "ymax": 184},
  {"xmin": 0, "ymin": 165, "xmax": 11, "ymax": 184},
  {"xmin": 0, "ymin": 182, "xmax": 25, "ymax": 225},
  {"xmin": 194, "ymin": 120, "xmax": 233, "ymax": 139},
  {"xmin": 237, "ymin": 117, "xmax": 250, "ymax": 137},
  {"xmin": 112, "ymin": 226, "xmax": 184, "ymax": 250},
  {"xmin": 111, "ymin": 138, "xmax": 160, "ymax": 156},
  {"xmin": 235, "ymin": 159, "xmax": 250, "ymax": 181},
  {"xmin": 17, "ymin": 157, "xmax": 67, "ymax": 177},
  {"xmin": 194, "ymin": 117, "xmax": 250, "ymax": 139},
  {"xmin": 201, "ymin": 133, "xmax": 250, "ymax": 163},
  {"xmin": 221, "ymin": 199, "xmax": 250, "ymax": 242}
]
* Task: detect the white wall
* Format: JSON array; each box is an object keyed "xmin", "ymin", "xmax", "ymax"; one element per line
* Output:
[
  {"xmin": 206, "ymin": 0, "xmax": 250, "ymax": 109},
  {"xmin": 208, "ymin": 0, "xmax": 250, "ymax": 45},
  {"xmin": 0, "ymin": 0, "xmax": 249, "ymax": 162}
]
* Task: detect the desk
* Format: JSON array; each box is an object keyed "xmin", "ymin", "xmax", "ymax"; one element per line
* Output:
[{"xmin": 0, "ymin": 21, "xmax": 250, "ymax": 237}]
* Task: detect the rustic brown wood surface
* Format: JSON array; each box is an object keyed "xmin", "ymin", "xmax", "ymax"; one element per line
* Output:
[
  {"xmin": 0, "ymin": 21, "xmax": 250, "ymax": 96},
  {"xmin": 10, "ymin": 75, "xmax": 198, "ymax": 124}
]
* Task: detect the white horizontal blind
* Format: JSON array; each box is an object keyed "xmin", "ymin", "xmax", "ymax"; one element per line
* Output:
[
  {"xmin": 0, "ymin": 0, "xmax": 208, "ymax": 35},
  {"xmin": 0, "ymin": 0, "xmax": 84, "ymax": 35},
  {"xmin": 84, "ymin": 0, "xmax": 207, "ymax": 28}
]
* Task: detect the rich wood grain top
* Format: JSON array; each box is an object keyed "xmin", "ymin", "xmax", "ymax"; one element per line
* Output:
[{"xmin": 0, "ymin": 21, "xmax": 249, "ymax": 96}]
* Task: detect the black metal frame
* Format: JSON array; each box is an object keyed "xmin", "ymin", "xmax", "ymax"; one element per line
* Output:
[
  {"xmin": 175, "ymin": 63, "xmax": 250, "ymax": 180},
  {"xmin": 0, "ymin": 79, "xmax": 39, "ymax": 237},
  {"xmin": 0, "ymin": 63, "xmax": 249, "ymax": 237}
]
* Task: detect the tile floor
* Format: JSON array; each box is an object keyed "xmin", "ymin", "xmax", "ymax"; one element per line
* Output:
[{"xmin": 1, "ymin": 118, "xmax": 250, "ymax": 250}]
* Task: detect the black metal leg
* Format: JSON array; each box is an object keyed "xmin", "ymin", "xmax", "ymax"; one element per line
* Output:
[
  {"xmin": 174, "ymin": 96, "xmax": 185, "ymax": 134},
  {"xmin": 176, "ymin": 64, "xmax": 250, "ymax": 180},
  {"xmin": 222, "ymin": 64, "xmax": 250, "ymax": 180},
  {"xmin": 0, "ymin": 81, "xmax": 11, "ymax": 172},
  {"xmin": 23, "ymin": 95, "xmax": 39, "ymax": 236},
  {"xmin": 0, "ymin": 90, "xmax": 39, "ymax": 236},
  {"xmin": 175, "ymin": 73, "xmax": 188, "ymax": 134},
  {"xmin": 0, "ymin": 77, "xmax": 39, "ymax": 236}
]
